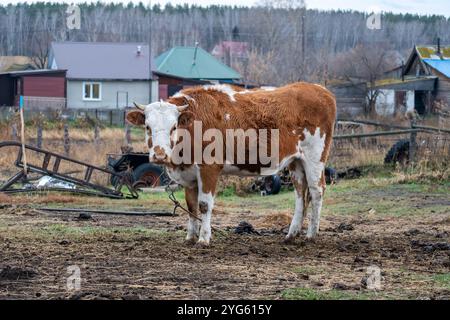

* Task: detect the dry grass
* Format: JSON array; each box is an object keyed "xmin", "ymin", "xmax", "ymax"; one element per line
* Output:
[
  {"xmin": 392, "ymin": 161, "xmax": 450, "ymax": 184},
  {"xmin": 259, "ymin": 212, "xmax": 292, "ymax": 229},
  {"xmin": 0, "ymin": 192, "xmax": 11, "ymax": 203},
  {"xmin": 0, "ymin": 193, "xmax": 80, "ymax": 205},
  {"xmin": 217, "ymin": 176, "xmax": 255, "ymax": 195},
  {"xmin": 1, "ymin": 115, "xmax": 449, "ymax": 185}
]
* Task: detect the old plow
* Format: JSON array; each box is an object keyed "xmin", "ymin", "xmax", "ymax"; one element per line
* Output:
[{"xmin": 0, "ymin": 141, "xmax": 138, "ymax": 199}]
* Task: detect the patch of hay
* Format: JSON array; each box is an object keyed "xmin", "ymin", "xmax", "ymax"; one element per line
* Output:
[
  {"xmin": 0, "ymin": 192, "xmax": 12, "ymax": 204},
  {"xmin": 259, "ymin": 212, "xmax": 292, "ymax": 229},
  {"xmin": 217, "ymin": 176, "xmax": 254, "ymax": 196},
  {"xmin": 28, "ymin": 194, "xmax": 78, "ymax": 204}
]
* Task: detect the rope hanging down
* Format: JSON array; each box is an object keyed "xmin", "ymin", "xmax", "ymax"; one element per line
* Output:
[{"xmin": 19, "ymin": 96, "xmax": 28, "ymax": 176}]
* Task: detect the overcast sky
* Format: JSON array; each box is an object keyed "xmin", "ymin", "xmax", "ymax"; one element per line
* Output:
[{"xmin": 1, "ymin": 0, "xmax": 449, "ymax": 17}]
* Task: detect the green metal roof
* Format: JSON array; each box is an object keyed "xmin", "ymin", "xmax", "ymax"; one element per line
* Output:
[
  {"xmin": 416, "ymin": 45, "xmax": 450, "ymax": 60},
  {"xmin": 155, "ymin": 46, "xmax": 241, "ymax": 80}
]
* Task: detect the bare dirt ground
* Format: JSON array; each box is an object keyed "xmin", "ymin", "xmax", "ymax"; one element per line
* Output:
[{"xmin": 0, "ymin": 176, "xmax": 449, "ymax": 300}]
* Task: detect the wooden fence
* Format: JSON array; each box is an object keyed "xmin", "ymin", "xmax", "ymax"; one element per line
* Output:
[
  {"xmin": 0, "ymin": 107, "xmax": 127, "ymax": 127},
  {"xmin": 332, "ymin": 117, "xmax": 450, "ymax": 166}
]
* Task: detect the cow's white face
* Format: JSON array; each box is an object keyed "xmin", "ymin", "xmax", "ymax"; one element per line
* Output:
[{"xmin": 127, "ymin": 101, "xmax": 186, "ymax": 164}]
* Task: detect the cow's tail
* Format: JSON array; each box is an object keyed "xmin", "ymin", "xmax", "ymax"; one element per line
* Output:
[
  {"xmin": 302, "ymin": 170, "xmax": 326, "ymax": 212},
  {"xmin": 302, "ymin": 184, "xmax": 311, "ymax": 213}
]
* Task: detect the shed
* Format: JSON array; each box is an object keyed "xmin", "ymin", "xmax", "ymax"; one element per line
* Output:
[
  {"xmin": 154, "ymin": 46, "xmax": 241, "ymax": 100},
  {"xmin": 372, "ymin": 43, "xmax": 449, "ymax": 115},
  {"xmin": 0, "ymin": 69, "xmax": 67, "ymax": 109}
]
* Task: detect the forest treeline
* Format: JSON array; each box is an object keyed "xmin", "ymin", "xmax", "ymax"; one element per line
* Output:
[{"xmin": 1, "ymin": 2, "xmax": 449, "ymax": 85}]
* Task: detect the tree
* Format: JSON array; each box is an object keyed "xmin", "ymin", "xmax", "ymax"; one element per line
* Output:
[
  {"xmin": 329, "ymin": 44, "xmax": 398, "ymax": 115},
  {"xmin": 30, "ymin": 32, "xmax": 52, "ymax": 69}
]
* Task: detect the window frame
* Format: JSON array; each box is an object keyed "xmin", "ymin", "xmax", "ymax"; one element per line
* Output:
[{"xmin": 82, "ymin": 82, "xmax": 102, "ymax": 101}]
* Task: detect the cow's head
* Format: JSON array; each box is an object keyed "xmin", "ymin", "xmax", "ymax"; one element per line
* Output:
[{"xmin": 126, "ymin": 101, "xmax": 188, "ymax": 164}]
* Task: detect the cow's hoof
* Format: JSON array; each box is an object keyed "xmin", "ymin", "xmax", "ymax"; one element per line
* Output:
[
  {"xmin": 305, "ymin": 235, "xmax": 318, "ymax": 243},
  {"xmin": 283, "ymin": 235, "xmax": 296, "ymax": 245},
  {"xmin": 184, "ymin": 237, "xmax": 197, "ymax": 245},
  {"xmin": 195, "ymin": 240, "xmax": 210, "ymax": 248}
]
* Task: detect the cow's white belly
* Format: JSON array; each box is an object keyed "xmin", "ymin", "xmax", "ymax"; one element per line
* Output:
[
  {"xmin": 222, "ymin": 165, "xmax": 258, "ymax": 176},
  {"xmin": 166, "ymin": 165, "xmax": 198, "ymax": 188},
  {"xmin": 222, "ymin": 154, "xmax": 300, "ymax": 177}
]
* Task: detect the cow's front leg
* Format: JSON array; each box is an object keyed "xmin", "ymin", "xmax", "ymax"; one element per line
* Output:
[
  {"xmin": 196, "ymin": 165, "xmax": 221, "ymax": 246},
  {"xmin": 184, "ymin": 186, "xmax": 200, "ymax": 244}
]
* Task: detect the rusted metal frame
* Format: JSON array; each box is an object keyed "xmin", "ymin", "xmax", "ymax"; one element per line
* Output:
[
  {"xmin": 4, "ymin": 141, "xmax": 115, "ymax": 175},
  {"xmin": 0, "ymin": 141, "xmax": 137, "ymax": 199},
  {"xmin": 15, "ymin": 159, "xmax": 119, "ymax": 197},
  {"xmin": 0, "ymin": 171, "xmax": 26, "ymax": 191}
]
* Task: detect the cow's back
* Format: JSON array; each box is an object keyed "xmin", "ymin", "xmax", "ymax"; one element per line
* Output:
[
  {"xmin": 236, "ymin": 82, "xmax": 335, "ymax": 130},
  {"xmin": 169, "ymin": 82, "xmax": 336, "ymax": 163}
]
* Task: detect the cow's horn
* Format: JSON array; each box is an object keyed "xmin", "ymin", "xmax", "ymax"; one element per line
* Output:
[
  {"xmin": 177, "ymin": 104, "xmax": 189, "ymax": 112},
  {"xmin": 133, "ymin": 102, "xmax": 146, "ymax": 111}
]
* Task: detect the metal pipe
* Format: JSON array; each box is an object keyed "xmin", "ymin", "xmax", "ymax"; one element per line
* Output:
[
  {"xmin": 412, "ymin": 124, "xmax": 450, "ymax": 134},
  {"xmin": 336, "ymin": 118, "xmax": 410, "ymax": 130},
  {"xmin": 333, "ymin": 129, "xmax": 422, "ymax": 140},
  {"xmin": 38, "ymin": 207, "xmax": 175, "ymax": 217}
]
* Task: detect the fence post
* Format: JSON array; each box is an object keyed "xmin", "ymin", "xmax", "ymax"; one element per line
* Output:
[
  {"xmin": 64, "ymin": 122, "xmax": 70, "ymax": 156},
  {"xmin": 11, "ymin": 123, "xmax": 18, "ymax": 140},
  {"xmin": 94, "ymin": 123, "xmax": 100, "ymax": 145},
  {"xmin": 125, "ymin": 123, "xmax": 131, "ymax": 146},
  {"xmin": 409, "ymin": 117, "xmax": 417, "ymax": 164},
  {"xmin": 37, "ymin": 121, "xmax": 43, "ymax": 149}
]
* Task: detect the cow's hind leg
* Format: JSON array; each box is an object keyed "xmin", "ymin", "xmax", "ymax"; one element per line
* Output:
[
  {"xmin": 185, "ymin": 186, "xmax": 200, "ymax": 244},
  {"xmin": 298, "ymin": 128, "xmax": 329, "ymax": 240},
  {"xmin": 303, "ymin": 160, "xmax": 325, "ymax": 239},
  {"xmin": 285, "ymin": 160, "xmax": 308, "ymax": 243}
]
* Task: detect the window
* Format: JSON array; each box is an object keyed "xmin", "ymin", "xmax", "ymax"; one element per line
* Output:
[{"xmin": 83, "ymin": 82, "xmax": 101, "ymax": 101}]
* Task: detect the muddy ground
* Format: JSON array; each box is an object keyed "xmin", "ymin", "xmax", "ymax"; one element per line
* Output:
[{"xmin": 0, "ymin": 177, "xmax": 449, "ymax": 300}]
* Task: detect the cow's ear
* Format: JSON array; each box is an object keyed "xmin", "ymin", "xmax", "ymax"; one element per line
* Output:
[
  {"xmin": 126, "ymin": 110, "xmax": 145, "ymax": 126},
  {"xmin": 178, "ymin": 111, "xmax": 194, "ymax": 127}
]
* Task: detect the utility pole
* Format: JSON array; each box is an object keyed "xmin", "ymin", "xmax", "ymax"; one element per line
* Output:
[
  {"xmin": 301, "ymin": 1, "xmax": 306, "ymax": 78},
  {"xmin": 148, "ymin": 0, "xmax": 153, "ymax": 103}
]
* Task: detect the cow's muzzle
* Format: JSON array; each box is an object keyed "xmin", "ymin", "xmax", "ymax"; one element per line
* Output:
[{"xmin": 151, "ymin": 146, "xmax": 170, "ymax": 164}]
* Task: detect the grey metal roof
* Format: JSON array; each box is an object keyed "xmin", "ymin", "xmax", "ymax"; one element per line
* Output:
[
  {"xmin": 50, "ymin": 42, "xmax": 151, "ymax": 80},
  {"xmin": 0, "ymin": 69, "xmax": 66, "ymax": 77}
]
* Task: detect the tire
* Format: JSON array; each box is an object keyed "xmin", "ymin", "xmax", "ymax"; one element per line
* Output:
[
  {"xmin": 263, "ymin": 175, "xmax": 282, "ymax": 195},
  {"xmin": 384, "ymin": 139, "xmax": 410, "ymax": 165},
  {"xmin": 325, "ymin": 167, "xmax": 337, "ymax": 184},
  {"xmin": 110, "ymin": 175, "xmax": 120, "ymax": 188},
  {"xmin": 132, "ymin": 163, "xmax": 169, "ymax": 188}
]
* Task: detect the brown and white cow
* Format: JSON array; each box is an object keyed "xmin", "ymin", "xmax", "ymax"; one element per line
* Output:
[{"xmin": 126, "ymin": 82, "xmax": 336, "ymax": 246}]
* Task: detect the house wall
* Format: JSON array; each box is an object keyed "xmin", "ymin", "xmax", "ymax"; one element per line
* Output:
[
  {"xmin": 328, "ymin": 83, "xmax": 366, "ymax": 116},
  {"xmin": 156, "ymin": 74, "xmax": 212, "ymax": 100},
  {"xmin": 375, "ymin": 90, "xmax": 415, "ymax": 115},
  {"xmin": 433, "ymin": 70, "xmax": 450, "ymax": 106},
  {"xmin": 406, "ymin": 91, "xmax": 415, "ymax": 111},
  {"xmin": 67, "ymin": 80, "xmax": 158, "ymax": 109},
  {"xmin": 23, "ymin": 76, "xmax": 65, "ymax": 97},
  {"xmin": 375, "ymin": 90, "xmax": 395, "ymax": 115}
]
